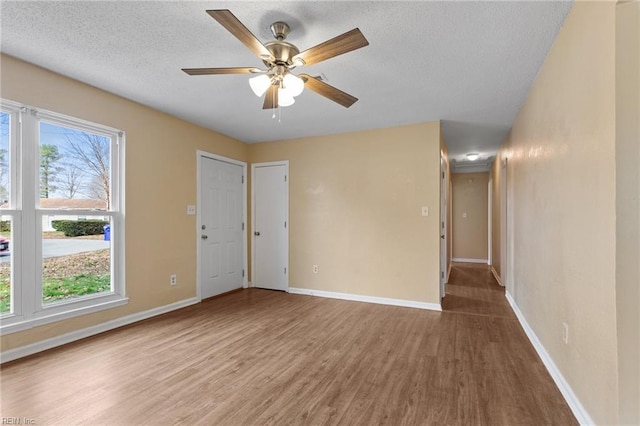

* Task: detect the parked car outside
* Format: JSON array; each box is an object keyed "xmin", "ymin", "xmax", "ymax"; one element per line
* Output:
[{"xmin": 0, "ymin": 236, "xmax": 9, "ymax": 255}]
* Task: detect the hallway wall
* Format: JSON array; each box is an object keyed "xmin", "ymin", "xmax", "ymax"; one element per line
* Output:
[
  {"xmin": 495, "ymin": 2, "xmax": 619, "ymax": 423},
  {"xmin": 615, "ymin": 1, "xmax": 640, "ymax": 423}
]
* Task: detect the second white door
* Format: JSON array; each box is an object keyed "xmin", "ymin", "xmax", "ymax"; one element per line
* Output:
[{"xmin": 252, "ymin": 162, "xmax": 288, "ymax": 291}]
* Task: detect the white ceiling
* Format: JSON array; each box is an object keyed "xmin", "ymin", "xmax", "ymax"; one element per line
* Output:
[{"xmin": 0, "ymin": 1, "xmax": 572, "ymax": 171}]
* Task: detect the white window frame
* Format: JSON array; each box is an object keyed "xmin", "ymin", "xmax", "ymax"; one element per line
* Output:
[{"xmin": 0, "ymin": 99, "xmax": 127, "ymax": 335}]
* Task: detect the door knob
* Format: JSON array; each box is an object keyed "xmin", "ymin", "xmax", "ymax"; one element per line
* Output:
[
  {"xmin": 254, "ymin": 231, "xmax": 260, "ymax": 236},
  {"xmin": 441, "ymin": 235, "xmax": 445, "ymax": 239},
  {"xmin": 201, "ymin": 235, "xmax": 208, "ymax": 240}
]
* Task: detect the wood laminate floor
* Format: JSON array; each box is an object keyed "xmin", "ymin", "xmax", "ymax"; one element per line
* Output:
[
  {"xmin": 1, "ymin": 263, "xmax": 576, "ymax": 425},
  {"xmin": 442, "ymin": 262, "xmax": 516, "ymax": 319}
]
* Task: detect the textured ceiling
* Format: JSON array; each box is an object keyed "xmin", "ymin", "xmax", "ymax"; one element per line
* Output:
[{"xmin": 0, "ymin": 1, "xmax": 572, "ymax": 171}]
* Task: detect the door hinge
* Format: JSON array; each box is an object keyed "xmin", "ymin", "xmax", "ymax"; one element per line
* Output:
[
  {"xmin": 242, "ymin": 269, "xmax": 245, "ymax": 277},
  {"xmin": 284, "ymin": 221, "xmax": 287, "ymax": 228},
  {"xmin": 284, "ymin": 267, "xmax": 287, "ymax": 274},
  {"xmin": 284, "ymin": 175, "xmax": 287, "ymax": 182},
  {"xmin": 242, "ymin": 175, "xmax": 245, "ymax": 184},
  {"xmin": 441, "ymin": 271, "xmax": 444, "ymax": 279},
  {"xmin": 442, "ymin": 221, "xmax": 445, "ymax": 229},
  {"xmin": 242, "ymin": 222, "xmax": 245, "ymax": 231},
  {"xmin": 442, "ymin": 172, "xmax": 445, "ymax": 179}
]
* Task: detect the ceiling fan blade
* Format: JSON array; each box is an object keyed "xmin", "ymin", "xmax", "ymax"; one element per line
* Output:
[
  {"xmin": 293, "ymin": 28, "xmax": 369, "ymax": 66},
  {"xmin": 263, "ymin": 84, "xmax": 279, "ymax": 109},
  {"xmin": 299, "ymin": 74, "xmax": 358, "ymax": 108},
  {"xmin": 182, "ymin": 67, "xmax": 262, "ymax": 75},
  {"xmin": 207, "ymin": 9, "xmax": 273, "ymax": 61}
]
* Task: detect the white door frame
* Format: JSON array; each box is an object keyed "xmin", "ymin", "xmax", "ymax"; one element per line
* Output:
[
  {"xmin": 196, "ymin": 150, "xmax": 248, "ymax": 301},
  {"xmin": 251, "ymin": 160, "xmax": 289, "ymax": 290}
]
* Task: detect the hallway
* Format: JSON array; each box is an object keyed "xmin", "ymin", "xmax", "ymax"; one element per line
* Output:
[
  {"xmin": 442, "ymin": 262, "xmax": 514, "ymax": 318},
  {"xmin": 440, "ymin": 262, "xmax": 577, "ymax": 423}
]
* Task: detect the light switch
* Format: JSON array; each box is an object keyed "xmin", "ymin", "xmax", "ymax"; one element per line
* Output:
[
  {"xmin": 421, "ymin": 206, "xmax": 429, "ymax": 217},
  {"xmin": 187, "ymin": 205, "xmax": 196, "ymax": 215},
  {"xmin": 463, "ymin": 212, "xmax": 468, "ymax": 219}
]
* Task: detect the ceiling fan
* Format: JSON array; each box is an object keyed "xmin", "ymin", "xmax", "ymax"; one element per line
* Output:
[{"xmin": 182, "ymin": 10, "xmax": 369, "ymax": 109}]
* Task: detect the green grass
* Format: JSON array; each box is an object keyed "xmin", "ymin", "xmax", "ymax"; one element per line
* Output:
[
  {"xmin": 0, "ymin": 274, "xmax": 111, "ymax": 313},
  {"xmin": 0, "ymin": 275, "xmax": 9, "ymax": 313},
  {"xmin": 42, "ymin": 274, "xmax": 111, "ymax": 304}
]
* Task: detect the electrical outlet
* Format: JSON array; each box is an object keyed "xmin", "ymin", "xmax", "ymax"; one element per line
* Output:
[
  {"xmin": 421, "ymin": 206, "xmax": 429, "ymax": 217},
  {"xmin": 562, "ymin": 322, "xmax": 569, "ymax": 344},
  {"xmin": 313, "ymin": 265, "xmax": 319, "ymax": 274},
  {"xmin": 170, "ymin": 274, "xmax": 177, "ymax": 286},
  {"xmin": 186, "ymin": 205, "xmax": 196, "ymax": 215}
]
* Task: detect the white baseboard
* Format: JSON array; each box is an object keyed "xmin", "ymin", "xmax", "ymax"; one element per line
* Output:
[
  {"xmin": 491, "ymin": 267, "xmax": 503, "ymax": 286},
  {"xmin": 452, "ymin": 258, "xmax": 488, "ymax": 264},
  {"xmin": 289, "ymin": 287, "xmax": 442, "ymax": 312},
  {"xmin": 505, "ymin": 292, "xmax": 594, "ymax": 425},
  {"xmin": 1, "ymin": 297, "xmax": 199, "ymax": 364}
]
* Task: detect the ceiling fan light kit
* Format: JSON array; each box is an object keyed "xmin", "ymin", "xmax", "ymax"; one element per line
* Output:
[{"xmin": 182, "ymin": 9, "xmax": 369, "ymax": 110}]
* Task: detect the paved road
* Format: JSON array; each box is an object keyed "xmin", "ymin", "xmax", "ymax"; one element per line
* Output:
[{"xmin": 0, "ymin": 239, "xmax": 109, "ymax": 263}]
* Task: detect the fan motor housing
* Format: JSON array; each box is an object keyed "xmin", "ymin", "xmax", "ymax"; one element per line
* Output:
[{"xmin": 263, "ymin": 41, "xmax": 300, "ymax": 66}]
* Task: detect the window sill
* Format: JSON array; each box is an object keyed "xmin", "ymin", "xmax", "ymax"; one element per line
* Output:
[{"xmin": 0, "ymin": 297, "xmax": 129, "ymax": 335}]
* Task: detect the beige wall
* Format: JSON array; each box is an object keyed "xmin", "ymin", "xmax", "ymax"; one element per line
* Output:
[
  {"xmin": 0, "ymin": 54, "xmax": 444, "ymax": 353},
  {"xmin": 495, "ymin": 2, "xmax": 620, "ymax": 423},
  {"xmin": 0, "ymin": 55, "xmax": 249, "ymax": 351},
  {"xmin": 490, "ymin": 157, "xmax": 502, "ymax": 279},
  {"xmin": 451, "ymin": 172, "xmax": 489, "ymax": 261},
  {"xmin": 615, "ymin": 1, "xmax": 640, "ymax": 424},
  {"xmin": 249, "ymin": 122, "xmax": 442, "ymax": 304}
]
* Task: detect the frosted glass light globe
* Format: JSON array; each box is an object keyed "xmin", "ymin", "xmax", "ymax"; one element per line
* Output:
[
  {"xmin": 283, "ymin": 73, "xmax": 304, "ymax": 97},
  {"xmin": 249, "ymin": 74, "xmax": 271, "ymax": 97},
  {"xmin": 278, "ymin": 88, "xmax": 295, "ymax": 107}
]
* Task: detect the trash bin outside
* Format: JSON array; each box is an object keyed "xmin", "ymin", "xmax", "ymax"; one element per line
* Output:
[{"xmin": 104, "ymin": 225, "xmax": 111, "ymax": 241}]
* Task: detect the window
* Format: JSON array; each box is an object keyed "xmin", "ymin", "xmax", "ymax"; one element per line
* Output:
[{"xmin": 1, "ymin": 100, "xmax": 126, "ymax": 334}]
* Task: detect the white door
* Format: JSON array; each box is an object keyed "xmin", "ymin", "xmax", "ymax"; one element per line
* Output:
[
  {"xmin": 440, "ymin": 155, "xmax": 448, "ymax": 299},
  {"xmin": 200, "ymin": 157, "xmax": 244, "ymax": 298},
  {"xmin": 252, "ymin": 162, "xmax": 288, "ymax": 291}
]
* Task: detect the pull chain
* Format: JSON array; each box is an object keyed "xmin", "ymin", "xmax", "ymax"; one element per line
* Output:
[{"xmin": 271, "ymin": 88, "xmax": 276, "ymax": 119}]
